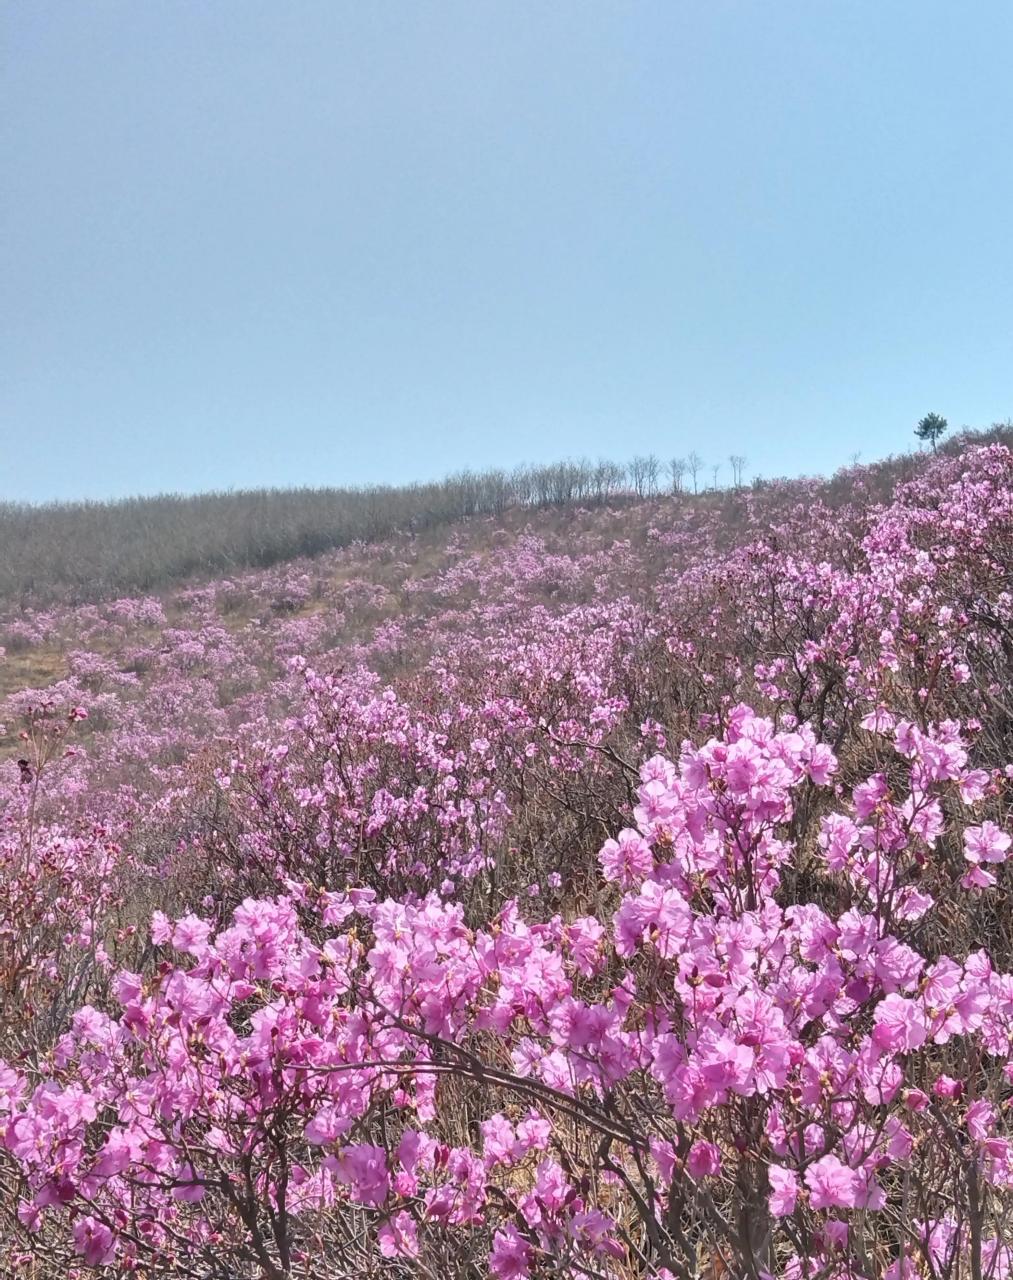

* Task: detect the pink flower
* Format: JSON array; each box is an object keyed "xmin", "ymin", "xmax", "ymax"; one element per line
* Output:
[
  {"xmin": 481, "ymin": 1113, "xmax": 516, "ymax": 1167},
  {"xmin": 172, "ymin": 1163, "xmax": 205, "ymax": 1202},
  {"xmin": 151, "ymin": 911, "xmax": 173, "ymax": 945},
  {"xmin": 17, "ymin": 1200, "xmax": 41, "ymax": 1233},
  {"xmin": 805, "ymin": 1154, "xmax": 859, "ymax": 1210},
  {"xmin": 614, "ymin": 881, "xmax": 691, "ymax": 958},
  {"xmin": 686, "ymin": 1141, "xmax": 722, "ymax": 1179},
  {"xmin": 966, "ymin": 1100, "xmax": 996, "ymax": 1142},
  {"xmin": 527, "ymin": 1159, "xmax": 571, "ymax": 1215},
  {"xmin": 490, "ymin": 1225, "xmax": 531, "ymax": 1279},
  {"xmin": 514, "ymin": 1111, "xmax": 551, "ymax": 1155},
  {"xmin": 872, "ymin": 995, "xmax": 928, "ymax": 1053},
  {"xmin": 305, "ymin": 1106, "xmax": 354, "ymax": 1146},
  {"xmin": 767, "ymin": 1164, "xmax": 798, "ymax": 1216},
  {"xmin": 329, "ymin": 1144, "xmax": 390, "ymax": 1207},
  {"xmin": 71, "ymin": 1216, "xmax": 116, "ymax": 1266},
  {"xmin": 599, "ymin": 829, "xmax": 653, "ymax": 888},
  {"xmin": 961, "ymin": 865, "xmax": 997, "ymax": 890},
  {"xmin": 959, "ymin": 769, "xmax": 989, "ymax": 803},
  {"xmin": 172, "ymin": 914, "xmax": 212, "ymax": 956},
  {"xmin": 805, "ymin": 743, "xmax": 837, "ymax": 785},
  {"xmin": 378, "ymin": 1211, "xmax": 420, "ymax": 1258},
  {"xmin": 854, "ymin": 773, "xmax": 888, "ymax": 819},
  {"xmin": 651, "ymin": 1138, "xmax": 677, "ymax": 1182},
  {"xmin": 934, "ymin": 1075, "xmax": 964, "ymax": 1100},
  {"xmin": 819, "ymin": 813, "xmax": 858, "ymax": 870},
  {"xmin": 860, "ymin": 709, "xmax": 895, "ymax": 734},
  {"xmin": 964, "ymin": 822, "xmax": 1011, "ymax": 866}
]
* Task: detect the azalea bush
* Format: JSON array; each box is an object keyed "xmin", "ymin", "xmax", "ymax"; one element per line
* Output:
[{"xmin": 0, "ymin": 438, "xmax": 1012, "ymax": 1277}]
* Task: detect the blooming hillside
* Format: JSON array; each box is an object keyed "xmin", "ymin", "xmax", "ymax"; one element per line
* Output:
[{"xmin": 1, "ymin": 439, "xmax": 1013, "ymax": 1279}]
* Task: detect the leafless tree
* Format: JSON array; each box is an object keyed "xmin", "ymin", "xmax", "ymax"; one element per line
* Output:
[
  {"xmin": 604, "ymin": 460, "xmax": 627, "ymax": 498},
  {"xmin": 669, "ymin": 458, "xmax": 686, "ymax": 493},
  {"xmin": 686, "ymin": 452, "xmax": 704, "ymax": 495},
  {"xmin": 628, "ymin": 456, "xmax": 652, "ymax": 498},
  {"xmin": 728, "ymin": 455, "xmax": 747, "ymax": 488}
]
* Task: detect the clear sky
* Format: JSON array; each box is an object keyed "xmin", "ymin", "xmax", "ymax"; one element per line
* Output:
[{"xmin": 3, "ymin": 2, "xmax": 1011, "ymax": 503}]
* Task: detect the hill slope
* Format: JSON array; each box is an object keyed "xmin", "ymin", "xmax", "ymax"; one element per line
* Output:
[
  {"xmin": 3, "ymin": 424, "xmax": 1010, "ymax": 604},
  {"xmin": 1, "ymin": 435, "xmax": 1013, "ymax": 1278}
]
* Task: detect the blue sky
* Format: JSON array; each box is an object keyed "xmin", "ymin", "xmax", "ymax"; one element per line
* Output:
[{"xmin": 3, "ymin": 2, "xmax": 1011, "ymax": 503}]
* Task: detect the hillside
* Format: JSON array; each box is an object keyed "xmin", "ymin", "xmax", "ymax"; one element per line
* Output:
[
  {"xmin": 1, "ymin": 433, "xmax": 1013, "ymax": 1278},
  {"xmin": 3, "ymin": 424, "xmax": 1010, "ymax": 605}
]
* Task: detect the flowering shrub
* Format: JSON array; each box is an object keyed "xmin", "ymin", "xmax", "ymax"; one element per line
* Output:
[{"xmin": 1, "ymin": 440, "xmax": 1012, "ymax": 1277}]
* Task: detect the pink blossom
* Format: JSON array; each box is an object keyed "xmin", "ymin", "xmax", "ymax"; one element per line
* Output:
[
  {"xmin": 872, "ymin": 994, "xmax": 928, "ymax": 1053},
  {"xmin": 490, "ymin": 1225, "xmax": 531, "ymax": 1279},
  {"xmin": 805, "ymin": 1155, "xmax": 859, "ymax": 1210},
  {"xmin": 964, "ymin": 822, "xmax": 1011, "ymax": 866},
  {"xmin": 71, "ymin": 1216, "xmax": 115, "ymax": 1266},
  {"xmin": 599, "ymin": 828, "xmax": 653, "ymax": 887},
  {"xmin": 767, "ymin": 1164, "xmax": 798, "ymax": 1216},
  {"xmin": 686, "ymin": 1141, "xmax": 722, "ymax": 1179},
  {"xmin": 378, "ymin": 1211, "xmax": 420, "ymax": 1258}
]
